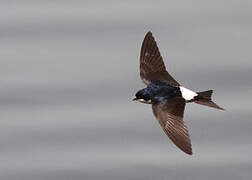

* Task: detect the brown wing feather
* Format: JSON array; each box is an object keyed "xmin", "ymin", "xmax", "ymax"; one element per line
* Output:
[
  {"xmin": 152, "ymin": 97, "xmax": 192, "ymax": 155},
  {"xmin": 140, "ymin": 32, "xmax": 179, "ymax": 86}
]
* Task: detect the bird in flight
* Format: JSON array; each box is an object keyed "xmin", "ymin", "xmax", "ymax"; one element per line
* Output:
[{"xmin": 133, "ymin": 31, "xmax": 224, "ymax": 155}]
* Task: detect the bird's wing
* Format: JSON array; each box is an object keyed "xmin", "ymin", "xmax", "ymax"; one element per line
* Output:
[
  {"xmin": 152, "ymin": 96, "xmax": 192, "ymax": 155},
  {"xmin": 140, "ymin": 31, "xmax": 180, "ymax": 86}
]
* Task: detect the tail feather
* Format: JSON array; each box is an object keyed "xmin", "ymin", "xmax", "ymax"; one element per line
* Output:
[
  {"xmin": 197, "ymin": 90, "xmax": 213, "ymax": 99},
  {"xmin": 194, "ymin": 90, "xmax": 224, "ymax": 110}
]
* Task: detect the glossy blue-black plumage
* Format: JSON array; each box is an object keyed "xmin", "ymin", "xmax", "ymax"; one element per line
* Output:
[{"xmin": 135, "ymin": 81, "xmax": 181, "ymax": 102}]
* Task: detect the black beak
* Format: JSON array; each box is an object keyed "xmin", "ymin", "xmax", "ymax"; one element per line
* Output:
[{"xmin": 132, "ymin": 97, "xmax": 137, "ymax": 101}]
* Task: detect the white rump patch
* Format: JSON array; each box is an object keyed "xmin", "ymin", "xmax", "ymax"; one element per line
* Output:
[{"xmin": 179, "ymin": 86, "xmax": 198, "ymax": 101}]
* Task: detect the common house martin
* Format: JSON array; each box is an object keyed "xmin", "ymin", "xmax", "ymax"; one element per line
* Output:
[{"xmin": 133, "ymin": 32, "xmax": 224, "ymax": 155}]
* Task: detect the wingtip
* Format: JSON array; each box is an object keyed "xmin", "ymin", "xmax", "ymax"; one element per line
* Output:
[
  {"xmin": 187, "ymin": 151, "xmax": 193, "ymax": 155},
  {"xmin": 146, "ymin": 31, "xmax": 152, "ymax": 36},
  {"xmin": 184, "ymin": 148, "xmax": 193, "ymax": 155}
]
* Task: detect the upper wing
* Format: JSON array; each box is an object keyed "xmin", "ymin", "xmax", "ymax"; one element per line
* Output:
[
  {"xmin": 140, "ymin": 32, "xmax": 179, "ymax": 86},
  {"xmin": 152, "ymin": 96, "xmax": 192, "ymax": 155}
]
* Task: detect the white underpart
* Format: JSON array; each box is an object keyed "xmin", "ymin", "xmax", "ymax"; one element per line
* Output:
[{"xmin": 179, "ymin": 86, "xmax": 198, "ymax": 101}]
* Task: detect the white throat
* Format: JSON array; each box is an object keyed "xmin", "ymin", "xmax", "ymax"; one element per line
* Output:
[
  {"xmin": 179, "ymin": 86, "xmax": 198, "ymax": 101},
  {"xmin": 136, "ymin": 99, "xmax": 152, "ymax": 104}
]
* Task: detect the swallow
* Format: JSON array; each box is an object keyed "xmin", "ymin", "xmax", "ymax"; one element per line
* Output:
[{"xmin": 133, "ymin": 32, "xmax": 224, "ymax": 155}]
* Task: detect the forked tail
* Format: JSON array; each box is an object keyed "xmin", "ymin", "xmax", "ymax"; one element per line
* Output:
[{"xmin": 194, "ymin": 90, "xmax": 224, "ymax": 110}]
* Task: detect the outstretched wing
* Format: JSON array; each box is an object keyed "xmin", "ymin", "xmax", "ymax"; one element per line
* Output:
[
  {"xmin": 152, "ymin": 96, "xmax": 192, "ymax": 155},
  {"xmin": 140, "ymin": 31, "xmax": 179, "ymax": 86}
]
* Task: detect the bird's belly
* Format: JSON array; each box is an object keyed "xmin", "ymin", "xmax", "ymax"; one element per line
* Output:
[{"xmin": 179, "ymin": 86, "xmax": 198, "ymax": 101}]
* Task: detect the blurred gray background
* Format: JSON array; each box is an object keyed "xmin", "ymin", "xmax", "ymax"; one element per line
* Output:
[{"xmin": 1, "ymin": 0, "xmax": 252, "ymax": 179}]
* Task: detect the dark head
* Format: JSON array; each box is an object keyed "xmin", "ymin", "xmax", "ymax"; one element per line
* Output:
[{"xmin": 133, "ymin": 88, "xmax": 152, "ymax": 104}]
